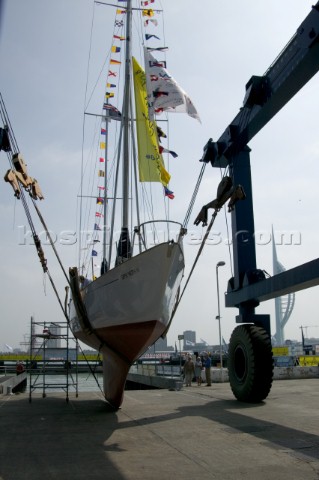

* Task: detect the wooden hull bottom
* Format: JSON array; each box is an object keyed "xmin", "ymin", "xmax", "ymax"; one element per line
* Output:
[{"xmin": 76, "ymin": 319, "xmax": 165, "ymax": 408}]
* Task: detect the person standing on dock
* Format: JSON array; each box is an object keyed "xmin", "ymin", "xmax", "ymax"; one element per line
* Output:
[
  {"xmin": 204, "ymin": 354, "xmax": 212, "ymax": 386},
  {"xmin": 195, "ymin": 355, "xmax": 203, "ymax": 385},
  {"xmin": 184, "ymin": 355, "xmax": 195, "ymax": 387}
]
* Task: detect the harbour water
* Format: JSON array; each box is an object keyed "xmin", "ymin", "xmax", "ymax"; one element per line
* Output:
[{"xmin": 28, "ymin": 372, "xmax": 103, "ymax": 393}]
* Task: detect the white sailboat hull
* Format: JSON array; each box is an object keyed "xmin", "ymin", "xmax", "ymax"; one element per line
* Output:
[{"xmin": 69, "ymin": 240, "xmax": 184, "ymax": 407}]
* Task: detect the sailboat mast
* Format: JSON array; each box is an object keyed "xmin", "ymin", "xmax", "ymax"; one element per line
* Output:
[
  {"xmin": 122, "ymin": 0, "xmax": 133, "ymax": 229},
  {"xmin": 101, "ymin": 115, "xmax": 109, "ymax": 273},
  {"xmin": 115, "ymin": 0, "xmax": 133, "ymax": 264}
]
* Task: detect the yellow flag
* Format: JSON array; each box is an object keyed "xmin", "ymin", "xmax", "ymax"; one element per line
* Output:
[
  {"xmin": 132, "ymin": 57, "xmax": 170, "ymax": 186},
  {"xmin": 100, "ymin": 142, "xmax": 106, "ymax": 149},
  {"xmin": 142, "ymin": 9, "xmax": 154, "ymax": 17}
]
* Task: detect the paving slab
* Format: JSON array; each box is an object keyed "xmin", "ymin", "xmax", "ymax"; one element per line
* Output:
[{"xmin": 0, "ymin": 379, "xmax": 318, "ymax": 480}]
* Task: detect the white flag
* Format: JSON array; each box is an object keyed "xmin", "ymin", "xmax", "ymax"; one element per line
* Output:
[
  {"xmin": 5, "ymin": 343, "xmax": 13, "ymax": 351},
  {"xmin": 144, "ymin": 48, "xmax": 200, "ymax": 122}
]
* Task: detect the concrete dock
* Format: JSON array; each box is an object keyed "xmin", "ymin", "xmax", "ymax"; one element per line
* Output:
[
  {"xmin": 0, "ymin": 379, "xmax": 319, "ymax": 479},
  {"xmin": 0, "ymin": 372, "xmax": 27, "ymax": 394}
]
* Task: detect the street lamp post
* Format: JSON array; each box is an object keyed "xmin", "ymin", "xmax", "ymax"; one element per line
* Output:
[{"xmin": 216, "ymin": 261, "xmax": 225, "ymax": 381}]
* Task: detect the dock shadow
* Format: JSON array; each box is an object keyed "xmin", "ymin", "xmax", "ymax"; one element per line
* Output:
[
  {"xmin": 118, "ymin": 395, "xmax": 319, "ymax": 463},
  {"xmin": 0, "ymin": 394, "xmax": 127, "ymax": 480}
]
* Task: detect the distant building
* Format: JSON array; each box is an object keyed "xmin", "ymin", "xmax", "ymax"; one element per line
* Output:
[
  {"xmin": 183, "ymin": 330, "xmax": 196, "ymax": 349},
  {"xmin": 154, "ymin": 337, "xmax": 168, "ymax": 351},
  {"xmin": 46, "ymin": 323, "xmax": 62, "ymax": 349}
]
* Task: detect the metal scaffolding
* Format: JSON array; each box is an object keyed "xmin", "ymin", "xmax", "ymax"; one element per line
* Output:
[{"xmin": 28, "ymin": 318, "xmax": 79, "ymax": 402}]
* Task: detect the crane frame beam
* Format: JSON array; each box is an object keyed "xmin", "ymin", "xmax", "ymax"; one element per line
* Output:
[{"xmin": 203, "ymin": 3, "xmax": 319, "ymax": 335}]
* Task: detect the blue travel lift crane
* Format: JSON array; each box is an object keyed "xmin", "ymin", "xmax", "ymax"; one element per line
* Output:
[{"xmin": 197, "ymin": 2, "xmax": 319, "ymax": 402}]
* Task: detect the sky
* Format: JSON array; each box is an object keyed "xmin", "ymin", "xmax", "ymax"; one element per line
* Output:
[{"xmin": 1, "ymin": 0, "xmax": 319, "ymax": 351}]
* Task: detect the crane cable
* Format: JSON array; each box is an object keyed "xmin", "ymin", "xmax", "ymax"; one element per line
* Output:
[
  {"xmin": 1, "ymin": 98, "xmax": 106, "ymax": 395},
  {"xmin": 0, "ymin": 93, "xmax": 70, "ymax": 317},
  {"xmin": 31, "ymin": 199, "xmax": 70, "ymax": 286},
  {"xmin": 182, "ymin": 163, "xmax": 206, "ymax": 229},
  {"xmin": 168, "ymin": 209, "xmax": 219, "ymax": 327},
  {"xmin": 172, "ymin": 140, "xmax": 238, "ymax": 322}
]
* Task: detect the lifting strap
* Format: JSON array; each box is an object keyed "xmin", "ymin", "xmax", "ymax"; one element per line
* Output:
[{"xmin": 163, "ymin": 209, "xmax": 218, "ymax": 335}]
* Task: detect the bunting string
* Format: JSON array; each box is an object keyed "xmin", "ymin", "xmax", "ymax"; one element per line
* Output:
[
  {"xmin": 90, "ymin": 0, "xmax": 179, "ymax": 269},
  {"xmin": 90, "ymin": 0, "xmax": 127, "ymax": 265},
  {"xmin": 141, "ymin": 0, "xmax": 178, "ymax": 200}
]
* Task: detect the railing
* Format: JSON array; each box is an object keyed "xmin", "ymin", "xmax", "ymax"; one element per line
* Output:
[
  {"xmin": 155, "ymin": 364, "xmax": 182, "ymax": 377},
  {"xmin": 132, "ymin": 220, "xmax": 185, "ymax": 252},
  {"xmin": 0, "ymin": 365, "xmax": 21, "ymax": 376},
  {"xmin": 130, "ymin": 363, "xmax": 182, "ymax": 378}
]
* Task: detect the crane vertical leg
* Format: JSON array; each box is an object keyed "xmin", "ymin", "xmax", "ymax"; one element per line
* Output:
[
  {"xmin": 227, "ymin": 148, "xmax": 273, "ymax": 402},
  {"xmin": 229, "ymin": 148, "xmax": 270, "ymax": 335}
]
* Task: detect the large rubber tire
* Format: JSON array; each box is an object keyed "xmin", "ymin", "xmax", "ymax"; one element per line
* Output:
[{"xmin": 228, "ymin": 324, "xmax": 273, "ymax": 403}]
